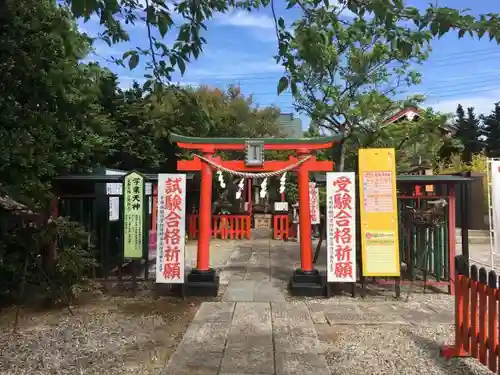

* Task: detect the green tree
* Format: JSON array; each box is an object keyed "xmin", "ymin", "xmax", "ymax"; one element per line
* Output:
[
  {"xmin": 0, "ymin": 0, "xmax": 114, "ymax": 307},
  {"xmin": 482, "ymin": 103, "xmax": 500, "ymax": 158},
  {"xmin": 454, "ymin": 105, "xmax": 482, "ymax": 163},
  {"xmin": 272, "ymin": 3, "xmax": 500, "ymax": 170},
  {"xmin": 0, "ymin": 0, "xmax": 110, "ymax": 204},
  {"xmin": 352, "ymin": 108, "xmax": 447, "ymax": 172}
]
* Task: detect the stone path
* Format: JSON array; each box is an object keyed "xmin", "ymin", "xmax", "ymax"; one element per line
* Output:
[
  {"xmin": 165, "ymin": 301, "xmax": 330, "ymax": 375},
  {"xmin": 163, "ymin": 239, "xmax": 330, "ymax": 375},
  {"xmin": 163, "ymin": 239, "xmax": 492, "ymax": 375}
]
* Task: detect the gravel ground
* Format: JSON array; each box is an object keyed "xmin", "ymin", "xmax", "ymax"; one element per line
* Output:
[
  {"xmin": 0, "ymin": 295, "xmax": 204, "ymax": 375},
  {"xmin": 310, "ymin": 294, "xmax": 494, "ymax": 375},
  {"xmin": 317, "ymin": 322, "xmax": 492, "ymax": 375},
  {"xmin": 0, "ymin": 240, "xmax": 237, "ymax": 375},
  {"xmin": 2, "ymin": 239, "xmax": 494, "ymax": 375},
  {"xmin": 268, "ymin": 239, "xmax": 495, "ymax": 375}
]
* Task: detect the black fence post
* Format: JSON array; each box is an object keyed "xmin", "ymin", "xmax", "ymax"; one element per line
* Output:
[{"xmin": 460, "ymin": 172, "xmax": 471, "ymax": 261}]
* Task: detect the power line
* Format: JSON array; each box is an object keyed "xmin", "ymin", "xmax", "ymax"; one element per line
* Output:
[
  {"xmin": 182, "ymin": 58, "xmax": 500, "ymax": 84},
  {"xmin": 421, "ymin": 70, "xmax": 500, "ymax": 84},
  {"xmin": 213, "ymin": 78, "xmax": 500, "ymax": 99},
  {"xmin": 426, "ymin": 86, "xmax": 500, "ymax": 99},
  {"xmin": 196, "ymin": 68, "xmax": 500, "ymax": 98},
  {"xmin": 176, "ymin": 47, "xmax": 500, "ymax": 83}
]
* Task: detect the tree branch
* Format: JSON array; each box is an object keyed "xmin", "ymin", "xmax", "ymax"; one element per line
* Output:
[
  {"xmin": 270, "ymin": 0, "xmax": 281, "ymax": 46},
  {"xmin": 145, "ymin": 0, "xmax": 164, "ymax": 85}
]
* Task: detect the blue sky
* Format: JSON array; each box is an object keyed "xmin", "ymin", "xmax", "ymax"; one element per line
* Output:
[{"xmin": 79, "ymin": 0, "xmax": 500, "ymax": 129}]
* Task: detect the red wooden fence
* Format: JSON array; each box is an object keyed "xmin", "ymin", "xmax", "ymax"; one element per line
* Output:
[
  {"xmin": 273, "ymin": 214, "xmax": 289, "ymax": 240},
  {"xmin": 441, "ymin": 255, "xmax": 500, "ymax": 373},
  {"xmin": 188, "ymin": 214, "xmax": 251, "ymax": 240}
]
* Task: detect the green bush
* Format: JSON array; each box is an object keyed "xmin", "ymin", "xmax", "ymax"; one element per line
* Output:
[{"xmin": 0, "ymin": 215, "xmax": 96, "ymax": 307}]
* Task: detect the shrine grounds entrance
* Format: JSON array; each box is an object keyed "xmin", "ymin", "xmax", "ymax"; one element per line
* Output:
[
  {"xmin": 171, "ymin": 133, "xmax": 339, "ymax": 297},
  {"xmin": 50, "ymin": 148, "xmax": 473, "ymax": 300}
]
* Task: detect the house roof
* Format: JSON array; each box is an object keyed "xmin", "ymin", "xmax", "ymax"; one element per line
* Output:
[
  {"xmin": 383, "ymin": 105, "xmax": 457, "ymax": 133},
  {"xmin": 383, "ymin": 106, "xmax": 422, "ymax": 124},
  {"xmin": 54, "ymin": 173, "xmax": 195, "ymax": 183},
  {"xmin": 312, "ymin": 173, "xmax": 472, "ymax": 185}
]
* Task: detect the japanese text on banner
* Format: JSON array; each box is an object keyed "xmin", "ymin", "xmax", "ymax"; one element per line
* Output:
[
  {"xmin": 123, "ymin": 172, "xmax": 144, "ymax": 258},
  {"xmin": 358, "ymin": 148, "xmax": 400, "ymax": 277},
  {"xmin": 156, "ymin": 174, "xmax": 186, "ymax": 284},
  {"xmin": 309, "ymin": 182, "xmax": 320, "ymax": 225},
  {"xmin": 326, "ymin": 172, "xmax": 356, "ymax": 283}
]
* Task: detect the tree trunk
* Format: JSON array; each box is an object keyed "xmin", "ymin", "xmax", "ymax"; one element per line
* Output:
[
  {"xmin": 333, "ymin": 123, "xmax": 347, "ymax": 172},
  {"xmin": 338, "ymin": 141, "xmax": 346, "ymax": 172}
]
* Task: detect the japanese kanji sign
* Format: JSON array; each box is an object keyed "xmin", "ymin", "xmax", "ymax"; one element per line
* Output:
[
  {"xmin": 358, "ymin": 148, "xmax": 400, "ymax": 277},
  {"xmin": 156, "ymin": 174, "xmax": 186, "ymax": 284},
  {"xmin": 326, "ymin": 172, "xmax": 356, "ymax": 283},
  {"xmin": 123, "ymin": 171, "xmax": 145, "ymax": 258},
  {"xmin": 309, "ymin": 182, "xmax": 320, "ymax": 225}
]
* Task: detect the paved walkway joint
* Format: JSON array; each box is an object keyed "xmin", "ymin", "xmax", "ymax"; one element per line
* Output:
[{"xmin": 163, "ymin": 240, "xmax": 330, "ymax": 375}]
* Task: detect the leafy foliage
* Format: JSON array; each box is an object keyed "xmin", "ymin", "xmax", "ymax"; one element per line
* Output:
[
  {"xmin": 0, "ymin": 0, "xmax": 283, "ymax": 306},
  {"xmin": 482, "ymin": 103, "xmax": 500, "ymax": 158},
  {"xmin": 55, "ymin": 0, "xmax": 500, "ymax": 174},
  {"xmin": 60, "ymin": 0, "xmax": 500, "ymax": 94},
  {"xmin": 0, "ymin": 215, "xmax": 95, "ymax": 306},
  {"xmin": 454, "ymin": 105, "xmax": 483, "ymax": 163},
  {"xmin": 272, "ymin": 1, "xmax": 500, "ymax": 169},
  {"xmin": 437, "ymin": 152, "xmax": 489, "ymax": 207},
  {"xmin": 357, "ymin": 108, "xmax": 448, "ymax": 172},
  {"xmin": 65, "ymin": 0, "xmax": 260, "ymax": 91},
  {"xmin": 0, "ymin": 0, "xmax": 108, "ymax": 204}
]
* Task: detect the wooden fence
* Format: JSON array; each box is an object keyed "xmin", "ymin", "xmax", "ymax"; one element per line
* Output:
[
  {"xmin": 441, "ymin": 255, "xmax": 500, "ymax": 373},
  {"xmin": 188, "ymin": 214, "xmax": 251, "ymax": 240},
  {"xmin": 273, "ymin": 214, "xmax": 289, "ymax": 240}
]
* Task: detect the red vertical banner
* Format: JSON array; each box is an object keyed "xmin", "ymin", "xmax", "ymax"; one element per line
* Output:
[
  {"xmin": 156, "ymin": 174, "xmax": 186, "ymax": 284},
  {"xmin": 326, "ymin": 172, "xmax": 356, "ymax": 283}
]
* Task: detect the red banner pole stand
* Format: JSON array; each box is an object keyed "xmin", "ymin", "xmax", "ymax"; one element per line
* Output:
[{"xmin": 171, "ymin": 133, "xmax": 339, "ymax": 297}]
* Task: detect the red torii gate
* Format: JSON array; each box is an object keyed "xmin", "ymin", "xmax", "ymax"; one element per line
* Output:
[{"xmin": 171, "ymin": 133, "xmax": 339, "ymax": 296}]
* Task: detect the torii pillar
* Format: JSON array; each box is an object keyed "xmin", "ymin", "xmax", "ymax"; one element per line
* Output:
[{"xmin": 171, "ymin": 133, "xmax": 338, "ymax": 297}]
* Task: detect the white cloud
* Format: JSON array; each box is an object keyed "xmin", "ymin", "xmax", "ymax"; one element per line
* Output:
[
  {"xmin": 172, "ymin": 81, "xmax": 200, "ymax": 88},
  {"xmin": 91, "ymin": 42, "xmax": 124, "ymax": 58},
  {"xmin": 77, "ymin": 15, "xmax": 102, "ymax": 36},
  {"xmin": 426, "ymin": 90, "xmax": 500, "ymax": 116},
  {"xmin": 252, "ymin": 28, "xmax": 278, "ymax": 43},
  {"xmin": 214, "ymin": 10, "xmax": 274, "ymax": 29},
  {"xmin": 324, "ymin": 0, "xmax": 357, "ymax": 19}
]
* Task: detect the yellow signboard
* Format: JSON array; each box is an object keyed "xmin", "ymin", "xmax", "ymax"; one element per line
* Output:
[{"xmin": 358, "ymin": 148, "xmax": 400, "ymax": 277}]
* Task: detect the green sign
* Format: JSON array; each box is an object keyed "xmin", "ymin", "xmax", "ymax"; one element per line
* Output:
[{"xmin": 123, "ymin": 171, "xmax": 145, "ymax": 258}]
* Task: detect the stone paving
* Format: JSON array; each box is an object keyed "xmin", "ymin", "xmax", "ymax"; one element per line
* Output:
[{"xmin": 162, "ymin": 239, "xmax": 492, "ymax": 375}]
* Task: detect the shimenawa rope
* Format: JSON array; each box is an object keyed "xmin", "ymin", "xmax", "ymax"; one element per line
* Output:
[{"xmin": 194, "ymin": 154, "xmax": 312, "ymax": 178}]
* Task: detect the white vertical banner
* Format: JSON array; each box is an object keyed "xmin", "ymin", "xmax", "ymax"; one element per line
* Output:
[
  {"xmin": 156, "ymin": 174, "xmax": 186, "ymax": 284},
  {"xmin": 108, "ymin": 196, "xmax": 120, "ymax": 221},
  {"xmin": 309, "ymin": 182, "xmax": 320, "ymax": 224},
  {"xmin": 326, "ymin": 172, "xmax": 356, "ymax": 283},
  {"xmin": 490, "ymin": 160, "xmax": 500, "ymax": 255}
]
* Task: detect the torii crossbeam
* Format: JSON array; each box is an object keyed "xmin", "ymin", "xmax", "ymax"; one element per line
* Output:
[{"xmin": 171, "ymin": 133, "xmax": 340, "ymax": 297}]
